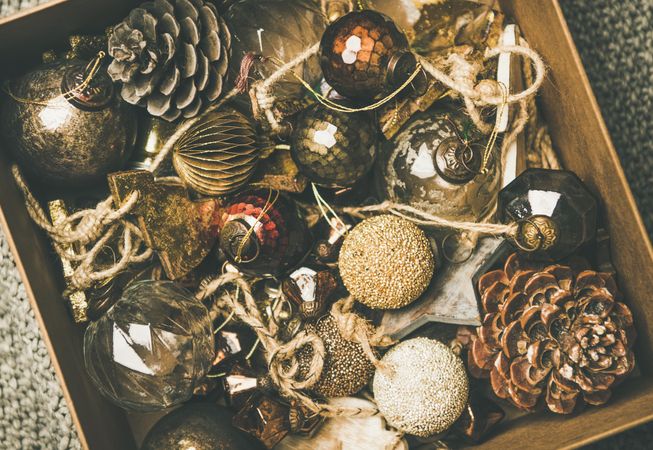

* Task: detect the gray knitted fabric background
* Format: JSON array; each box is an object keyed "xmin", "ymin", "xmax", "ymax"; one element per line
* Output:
[{"xmin": 0, "ymin": 0, "xmax": 651, "ymax": 449}]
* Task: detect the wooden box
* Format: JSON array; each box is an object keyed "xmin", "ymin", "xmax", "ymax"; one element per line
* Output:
[{"xmin": 1, "ymin": 1, "xmax": 652, "ymax": 449}]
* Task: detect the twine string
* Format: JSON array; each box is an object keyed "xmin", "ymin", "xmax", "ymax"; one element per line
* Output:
[
  {"xmin": 10, "ymin": 87, "xmax": 241, "ymax": 292},
  {"xmin": 342, "ymin": 201, "xmax": 518, "ymax": 237},
  {"xmin": 196, "ymin": 272, "xmax": 383, "ymax": 418},
  {"xmin": 234, "ymin": 188, "xmax": 279, "ymax": 263}
]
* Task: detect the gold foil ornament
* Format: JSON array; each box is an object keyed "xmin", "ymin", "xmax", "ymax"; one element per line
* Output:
[
  {"xmin": 108, "ymin": 170, "xmax": 220, "ymax": 280},
  {"xmin": 48, "ymin": 199, "xmax": 89, "ymax": 323},
  {"xmin": 172, "ymin": 108, "xmax": 263, "ymax": 196}
]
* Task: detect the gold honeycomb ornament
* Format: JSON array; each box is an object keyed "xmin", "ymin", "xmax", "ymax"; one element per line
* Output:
[{"xmin": 172, "ymin": 108, "xmax": 263, "ymax": 196}]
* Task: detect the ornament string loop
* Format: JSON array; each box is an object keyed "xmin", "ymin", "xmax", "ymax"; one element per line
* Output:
[
  {"xmin": 4, "ymin": 51, "xmax": 107, "ymax": 107},
  {"xmin": 196, "ymin": 272, "xmax": 381, "ymax": 418},
  {"xmin": 11, "ymin": 165, "xmax": 152, "ymax": 291},
  {"xmin": 342, "ymin": 201, "xmax": 518, "ymax": 237},
  {"xmin": 10, "ymin": 87, "xmax": 241, "ymax": 292}
]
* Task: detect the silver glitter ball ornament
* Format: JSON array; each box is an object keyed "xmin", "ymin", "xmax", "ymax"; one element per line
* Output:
[{"xmin": 373, "ymin": 337, "xmax": 469, "ymax": 437}]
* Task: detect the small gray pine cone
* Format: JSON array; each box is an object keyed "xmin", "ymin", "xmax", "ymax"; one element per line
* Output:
[{"xmin": 107, "ymin": 0, "xmax": 231, "ymax": 121}]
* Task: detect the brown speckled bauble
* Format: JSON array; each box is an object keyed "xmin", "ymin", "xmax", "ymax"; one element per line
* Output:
[
  {"xmin": 373, "ymin": 338, "xmax": 469, "ymax": 437},
  {"xmin": 320, "ymin": 9, "xmax": 417, "ymax": 100},
  {"xmin": 299, "ymin": 314, "xmax": 375, "ymax": 397},
  {"xmin": 0, "ymin": 59, "xmax": 136, "ymax": 186},
  {"xmin": 291, "ymin": 104, "xmax": 377, "ymax": 188},
  {"xmin": 141, "ymin": 403, "xmax": 265, "ymax": 450},
  {"xmin": 339, "ymin": 215, "xmax": 434, "ymax": 309}
]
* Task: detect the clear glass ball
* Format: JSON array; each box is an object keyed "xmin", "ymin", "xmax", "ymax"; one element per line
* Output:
[{"xmin": 83, "ymin": 281, "xmax": 214, "ymax": 411}]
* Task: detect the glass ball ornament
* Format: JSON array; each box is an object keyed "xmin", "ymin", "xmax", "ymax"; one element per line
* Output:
[
  {"xmin": 0, "ymin": 58, "xmax": 136, "ymax": 186},
  {"xmin": 141, "ymin": 403, "xmax": 265, "ymax": 450},
  {"xmin": 226, "ymin": 0, "xmax": 327, "ymax": 99},
  {"xmin": 218, "ymin": 190, "xmax": 313, "ymax": 277},
  {"xmin": 376, "ymin": 106, "xmax": 501, "ymax": 222},
  {"xmin": 320, "ymin": 9, "xmax": 419, "ymax": 100},
  {"xmin": 498, "ymin": 168, "xmax": 598, "ymax": 261},
  {"xmin": 290, "ymin": 104, "xmax": 378, "ymax": 188},
  {"xmin": 83, "ymin": 281, "xmax": 214, "ymax": 412}
]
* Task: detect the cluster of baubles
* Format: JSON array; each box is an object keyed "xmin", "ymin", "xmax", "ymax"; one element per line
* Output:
[{"xmin": 0, "ymin": 1, "xmax": 628, "ymax": 448}]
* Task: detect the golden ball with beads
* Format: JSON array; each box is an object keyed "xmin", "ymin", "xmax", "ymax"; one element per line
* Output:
[
  {"xmin": 338, "ymin": 215, "xmax": 435, "ymax": 309},
  {"xmin": 299, "ymin": 314, "xmax": 375, "ymax": 398}
]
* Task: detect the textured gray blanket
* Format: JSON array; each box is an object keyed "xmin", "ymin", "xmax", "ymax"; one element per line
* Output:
[{"xmin": 0, "ymin": 0, "xmax": 651, "ymax": 448}]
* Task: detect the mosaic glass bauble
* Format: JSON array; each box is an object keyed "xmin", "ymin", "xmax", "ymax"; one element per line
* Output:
[
  {"xmin": 142, "ymin": 403, "xmax": 265, "ymax": 450},
  {"xmin": 498, "ymin": 168, "xmax": 598, "ymax": 261},
  {"xmin": 376, "ymin": 107, "xmax": 501, "ymax": 221},
  {"xmin": 0, "ymin": 59, "xmax": 136, "ymax": 186},
  {"xmin": 83, "ymin": 281, "xmax": 214, "ymax": 411},
  {"xmin": 320, "ymin": 9, "xmax": 418, "ymax": 100},
  {"xmin": 218, "ymin": 190, "xmax": 312, "ymax": 277},
  {"xmin": 291, "ymin": 105, "xmax": 378, "ymax": 188}
]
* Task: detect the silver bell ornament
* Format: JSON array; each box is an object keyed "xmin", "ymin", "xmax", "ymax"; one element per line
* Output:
[{"xmin": 376, "ymin": 106, "xmax": 501, "ymax": 222}]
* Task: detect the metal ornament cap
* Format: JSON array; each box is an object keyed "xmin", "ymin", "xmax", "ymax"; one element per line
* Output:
[{"xmin": 61, "ymin": 62, "xmax": 114, "ymax": 111}]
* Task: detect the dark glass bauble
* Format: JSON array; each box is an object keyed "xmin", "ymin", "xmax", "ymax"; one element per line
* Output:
[
  {"xmin": 376, "ymin": 107, "xmax": 501, "ymax": 221},
  {"xmin": 291, "ymin": 105, "xmax": 378, "ymax": 188},
  {"xmin": 218, "ymin": 190, "xmax": 312, "ymax": 277},
  {"xmin": 320, "ymin": 9, "xmax": 417, "ymax": 100},
  {"xmin": 141, "ymin": 403, "xmax": 265, "ymax": 450},
  {"xmin": 226, "ymin": 0, "xmax": 327, "ymax": 99},
  {"xmin": 0, "ymin": 59, "xmax": 136, "ymax": 186},
  {"xmin": 498, "ymin": 168, "xmax": 598, "ymax": 261}
]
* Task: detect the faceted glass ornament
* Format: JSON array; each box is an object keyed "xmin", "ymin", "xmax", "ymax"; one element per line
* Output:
[
  {"xmin": 83, "ymin": 281, "xmax": 214, "ymax": 412},
  {"xmin": 498, "ymin": 168, "xmax": 598, "ymax": 261},
  {"xmin": 291, "ymin": 105, "xmax": 378, "ymax": 188},
  {"xmin": 218, "ymin": 189, "xmax": 313, "ymax": 277},
  {"xmin": 226, "ymin": 0, "xmax": 327, "ymax": 99},
  {"xmin": 376, "ymin": 106, "xmax": 501, "ymax": 221},
  {"xmin": 320, "ymin": 9, "xmax": 417, "ymax": 100}
]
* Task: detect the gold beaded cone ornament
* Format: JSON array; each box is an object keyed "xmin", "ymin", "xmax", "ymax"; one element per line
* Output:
[
  {"xmin": 338, "ymin": 215, "xmax": 435, "ymax": 309},
  {"xmin": 172, "ymin": 108, "xmax": 264, "ymax": 196},
  {"xmin": 373, "ymin": 337, "xmax": 469, "ymax": 437}
]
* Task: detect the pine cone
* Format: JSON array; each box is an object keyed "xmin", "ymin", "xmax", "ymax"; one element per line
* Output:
[
  {"xmin": 108, "ymin": 0, "xmax": 231, "ymax": 121},
  {"xmin": 469, "ymin": 253, "xmax": 636, "ymax": 414}
]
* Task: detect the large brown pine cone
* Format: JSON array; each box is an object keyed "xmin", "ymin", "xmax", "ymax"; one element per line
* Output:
[
  {"xmin": 108, "ymin": 0, "xmax": 230, "ymax": 121},
  {"xmin": 469, "ymin": 253, "xmax": 636, "ymax": 414}
]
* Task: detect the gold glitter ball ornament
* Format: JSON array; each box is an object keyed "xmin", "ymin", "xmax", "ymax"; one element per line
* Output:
[
  {"xmin": 338, "ymin": 215, "xmax": 435, "ymax": 309},
  {"xmin": 298, "ymin": 314, "xmax": 375, "ymax": 398},
  {"xmin": 373, "ymin": 337, "xmax": 469, "ymax": 437}
]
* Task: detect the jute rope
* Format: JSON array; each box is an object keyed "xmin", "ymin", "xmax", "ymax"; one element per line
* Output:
[
  {"xmin": 11, "ymin": 87, "xmax": 241, "ymax": 292},
  {"xmin": 196, "ymin": 271, "xmax": 384, "ymax": 418},
  {"xmin": 251, "ymin": 40, "xmax": 545, "ymax": 136},
  {"xmin": 342, "ymin": 201, "xmax": 518, "ymax": 236}
]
